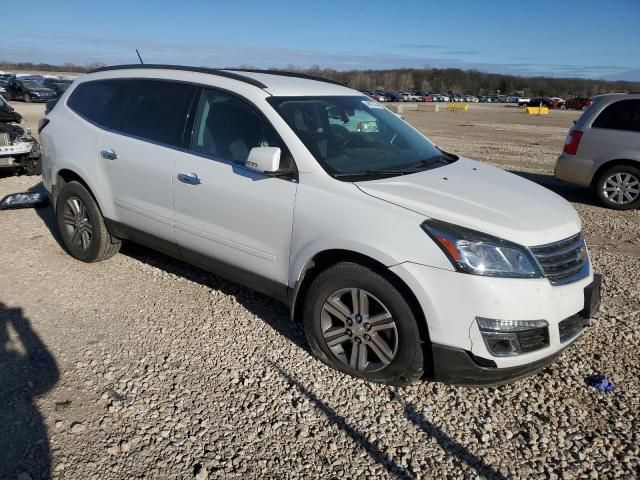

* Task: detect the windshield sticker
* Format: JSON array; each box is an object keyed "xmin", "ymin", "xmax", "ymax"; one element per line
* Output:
[{"xmin": 362, "ymin": 100, "xmax": 384, "ymax": 109}]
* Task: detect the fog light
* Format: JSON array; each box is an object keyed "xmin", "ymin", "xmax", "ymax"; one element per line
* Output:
[{"xmin": 477, "ymin": 317, "xmax": 549, "ymax": 357}]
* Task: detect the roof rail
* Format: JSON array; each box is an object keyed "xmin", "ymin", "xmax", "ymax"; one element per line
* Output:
[
  {"xmin": 226, "ymin": 68, "xmax": 348, "ymax": 87},
  {"xmin": 89, "ymin": 64, "xmax": 268, "ymax": 89}
]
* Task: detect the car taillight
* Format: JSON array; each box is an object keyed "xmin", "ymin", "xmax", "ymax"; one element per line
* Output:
[
  {"xmin": 563, "ymin": 130, "xmax": 583, "ymax": 155},
  {"xmin": 37, "ymin": 118, "xmax": 50, "ymax": 135}
]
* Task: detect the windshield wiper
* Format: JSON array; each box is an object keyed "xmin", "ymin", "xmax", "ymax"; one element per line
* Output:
[{"xmin": 332, "ymin": 155, "xmax": 451, "ymax": 179}]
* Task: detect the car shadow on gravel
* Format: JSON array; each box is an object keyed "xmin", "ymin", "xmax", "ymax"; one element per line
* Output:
[
  {"xmin": 509, "ymin": 170, "xmax": 602, "ymax": 208},
  {"xmin": 403, "ymin": 403, "xmax": 508, "ymax": 479},
  {"xmin": 270, "ymin": 361, "xmax": 507, "ymax": 480},
  {"xmin": 122, "ymin": 242, "xmax": 310, "ymax": 352},
  {"xmin": 0, "ymin": 303, "xmax": 60, "ymax": 480}
]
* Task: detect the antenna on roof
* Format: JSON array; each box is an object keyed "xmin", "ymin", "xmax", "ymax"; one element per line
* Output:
[{"xmin": 135, "ymin": 49, "xmax": 144, "ymax": 65}]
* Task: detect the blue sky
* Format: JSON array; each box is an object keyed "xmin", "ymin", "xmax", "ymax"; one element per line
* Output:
[{"xmin": 2, "ymin": 0, "xmax": 639, "ymax": 80}]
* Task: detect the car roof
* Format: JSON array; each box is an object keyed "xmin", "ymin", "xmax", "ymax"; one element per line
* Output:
[{"xmin": 90, "ymin": 64, "xmax": 357, "ymax": 97}]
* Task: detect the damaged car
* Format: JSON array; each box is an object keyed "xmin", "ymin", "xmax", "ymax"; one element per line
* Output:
[{"xmin": 0, "ymin": 95, "xmax": 41, "ymax": 175}]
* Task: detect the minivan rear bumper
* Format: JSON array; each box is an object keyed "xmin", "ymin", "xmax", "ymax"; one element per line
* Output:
[{"xmin": 555, "ymin": 153, "xmax": 596, "ymax": 187}]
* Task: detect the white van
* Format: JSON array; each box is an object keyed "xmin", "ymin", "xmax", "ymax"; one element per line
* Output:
[{"xmin": 39, "ymin": 65, "xmax": 601, "ymax": 385}]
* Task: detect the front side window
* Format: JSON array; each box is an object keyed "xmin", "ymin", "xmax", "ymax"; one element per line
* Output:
[
  {"xmin": 121, "ymin": 80, "xmax": 196, "ymax": 147},
  {"xmin": 592, "ymin": 99, "xmax": 640, "ymax": 132},
  {"xmin": 67, "ymin": 79, "xmax": 136, "ymax": 129},
  {"xmin": 268, "ymin": 96, "xmax": 453, "ymax": 179},
  {"xmin": 189, "ymin": 89, "xmax": 283, "ymax": 165}
]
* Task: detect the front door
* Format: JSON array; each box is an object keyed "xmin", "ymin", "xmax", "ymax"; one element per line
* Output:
[{"xmin": 172, "ymin": 88, "xmax": 297, "ymax": 297}]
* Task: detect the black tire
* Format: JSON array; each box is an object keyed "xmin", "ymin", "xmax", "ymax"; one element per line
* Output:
[
  {"xmin": 56, "ymin": 181, "xmax": 121, "ymax": 262},
  {"xmin": 24, "ymin": 93, "xmax": 31, "ymax": 103},
  {"xmin": 595, "ymin": 164, "xmax": 640, "ymax": 210},
  {"xmin": 303, "ymin": 262, "xmax": 424, "ymax": 386}
]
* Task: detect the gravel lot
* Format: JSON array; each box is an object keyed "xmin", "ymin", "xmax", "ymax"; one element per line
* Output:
[{"xmin": 1, "ymin": 102, "xmax": 638, "ymax": 479}]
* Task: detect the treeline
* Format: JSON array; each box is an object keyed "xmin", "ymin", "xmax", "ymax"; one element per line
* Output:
[
  {"xmin": 2, "ymin": 60, "xmax": 638, "ymax": 98},
  {"xmin": 0, "ymin": 61, "xmax": 104, "ymax": 73},
  {"xmin": 274, "ymin": 65, "xmax": 640, "ymax": 98}
]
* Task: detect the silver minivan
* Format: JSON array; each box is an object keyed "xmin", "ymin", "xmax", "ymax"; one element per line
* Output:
[{"xmin": 555, "ymin": 93, "xmax": 640, "ymax": 209}]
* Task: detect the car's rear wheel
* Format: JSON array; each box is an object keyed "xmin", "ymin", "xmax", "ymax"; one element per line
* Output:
[
  {"xmin": 595, "ymin": 164, "xmax": 640, "ymax": 210},
  {"xmin": 303, "ymin": 262, "xmax": 424, "ymax": 385},
  {"xmin": 56, "ymin": 181, "xmax": 121, "ymax": 262}
]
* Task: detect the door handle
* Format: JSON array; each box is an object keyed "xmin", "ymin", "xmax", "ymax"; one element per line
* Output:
[
  {"xmin": 177, "ymin": 172, "xmax": 202, "ymax": 185},
  {"xmin": 101, "ymin": 149, "xmax": 118, "ymax": 160}
]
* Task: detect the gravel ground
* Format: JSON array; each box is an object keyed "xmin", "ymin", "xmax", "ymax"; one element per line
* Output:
[{"xmin": 0, "ymin": 102, "xmax": 638, "ymax": 479}]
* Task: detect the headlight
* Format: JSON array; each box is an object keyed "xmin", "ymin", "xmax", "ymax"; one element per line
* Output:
[
  {"xmin": 31, "ymin": 91, "xmax": 40, "ymax": 96},
  {"xmin": 422, "ymin": 219, "xmax": 541, "ymax": 278}
]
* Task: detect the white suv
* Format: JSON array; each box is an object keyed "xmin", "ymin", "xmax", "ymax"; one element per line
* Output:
[{"xmin": 40, "ymin": 65, "xmax": 601, "ymax": 386}]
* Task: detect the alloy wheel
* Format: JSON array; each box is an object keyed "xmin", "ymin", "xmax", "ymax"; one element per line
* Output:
[
  {"xmin": 62, "ymin": 197, "xmax": 93, "ymax": 250},
  {"xmin": 320, "ymin": 288, "xmax": 398, "ymax": 372},
  {"xmin": 602, "ymin": 172, "xmax": 640, "ymax": 205}
]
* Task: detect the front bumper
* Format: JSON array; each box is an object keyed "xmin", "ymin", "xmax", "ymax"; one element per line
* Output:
[{"xmin": 390, "ymin": 262, "xmax": 600, "ymax": 383}]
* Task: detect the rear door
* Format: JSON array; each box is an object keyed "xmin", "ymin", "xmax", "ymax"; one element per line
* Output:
[
  {"xmin": 97, "ymin": 79, "xmax": 197, "ymax": 246},
  {"xmin": 172, "ymin": 88, "xmax": 297, "ymax": 296}
]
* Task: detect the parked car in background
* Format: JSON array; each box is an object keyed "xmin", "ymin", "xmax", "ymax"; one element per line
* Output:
[
  {"xmin": 555, "ymin": 93, "xmax": 640, "ymax": 209},
  {"xmin": 517, "ymin": 96, "xmax": 531, "ymax": 106},
  {"xmin": 548, "ymin": 97, "xmax": 566, "ymax": 109},
  {"xmin": 400, "ymin": 92, "xmax": 422, "ymax": 102},
  {"xmin": 5, "ymin": 78, "xmax": 57, "ymax": 102},
  {"xmin": 0, "ymin": 94, "xmax": 41, "ymax": 175},
  {"xmin": 0, "ymin": 80, "xmax": 7, "ymax": 96},
  {"xmin": 42, "ymin": 78, "xmax": 73, "ymax": 98},
  {"xmin": 384, "ymin": 91, "xmax": 404, "ymax": 102},
  {"xmin": 527, "ymin": 98, "xmax": 554, "ymax": 108},
  {"xmin": 372, "ymin": 91, "xmax": 387, "ymax": 102},
  {"xmin": 565, "ymin": 97, "xmax": 593, "ymax": 110},
  {"xmin": 40, "ymin": 64, "xmax": 600, "ymax": 386}
]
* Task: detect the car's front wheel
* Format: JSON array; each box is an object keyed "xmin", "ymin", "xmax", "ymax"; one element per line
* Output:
[
  {"xmin": 303, "ymin": 262, "xmax": 424, "ymax": 385},
  {"xmin": 595, "ymin": 164, "xmax": 640, "ymax": 210},
  {"xmin": 24, "ymin": 93, "xmax": 31, "ymax": 103},
  {"xmin": 56, "ymin": 181, "xmax": 121, "ymax": 262}
]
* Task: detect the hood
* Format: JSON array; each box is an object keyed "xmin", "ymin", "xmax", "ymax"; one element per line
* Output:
[{"xmin": 356, "ymin": 158, "xmax": 581, "ymax": 246}]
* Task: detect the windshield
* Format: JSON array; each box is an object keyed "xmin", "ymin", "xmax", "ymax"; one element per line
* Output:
[{"xmin": 268, "ymin": 96, "xmax": 452, "ymax": 179}]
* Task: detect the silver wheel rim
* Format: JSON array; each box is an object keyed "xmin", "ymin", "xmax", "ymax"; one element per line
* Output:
[
  {"xmin": 321, "ymin": 288, "xmax": 398, "ymax": 373},
  {"xmin": 603, "ymin": 172, "xmax": 640, "ymax": 205},
  {"xmin": 63, "ymin": 197, "xmax": 93, "ymax": 250}
]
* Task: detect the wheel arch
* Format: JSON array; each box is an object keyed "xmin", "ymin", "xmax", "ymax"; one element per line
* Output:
[
  {"xmin": 55, "ymin": 168, "xmax": 97, "ymax": 208},
  {"xmin": 289, "ymin": 249, "xmax": 432, "ymax": 372},
  {"xmin": 591, "ymin": 158, "xmax": 640, "ymax": 187}
]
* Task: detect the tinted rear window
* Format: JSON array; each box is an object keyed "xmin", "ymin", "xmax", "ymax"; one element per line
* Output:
[
  {"xmin": 67, "ymin": 79, "xmax": 136, "ymax": 129},
  {"xmin": 121, "ymin": 80, "xmax": 196, "ymax": 147},
  {"xmin": 592, "ymin": 99, "xmax": 640, "ymax": 132}
]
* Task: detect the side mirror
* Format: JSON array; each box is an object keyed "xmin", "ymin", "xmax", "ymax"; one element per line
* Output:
[{"xmin": 245, "ymin": 146, "xmax": 281, "ymax": 174}]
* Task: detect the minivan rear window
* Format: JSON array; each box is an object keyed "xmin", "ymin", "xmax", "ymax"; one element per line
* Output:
[
  {"xmin": 121, "ymin": 80, "xmax": 196, "ymax": 147},
  {"xmin": 67, "ymin": 79, "xmax": 136, "ymax": 129}
]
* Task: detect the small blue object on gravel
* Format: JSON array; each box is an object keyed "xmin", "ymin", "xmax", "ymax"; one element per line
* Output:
[{"xmin": 586, "ymin": 374, "xmax": 615, "ymax": 393}]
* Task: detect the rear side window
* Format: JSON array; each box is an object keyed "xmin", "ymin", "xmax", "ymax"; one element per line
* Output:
[
  {"xmin": 592, "ymin": 99, "xmax": 640, "ymax": 132},
  {"xmin": 121, "ymin": 80, "xmax": 196, "ymax": 147},
  {"xmin": 67, "ymin": 79, "xmax": 136, "ymax": 129}
]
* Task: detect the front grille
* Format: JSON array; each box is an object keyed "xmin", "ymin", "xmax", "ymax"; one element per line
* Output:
[
  {"xmin": 517, "ymin": 327, "xmax": 549, "ymax": 353},
  {"xmin": 530, "ymin": 233, "xmax": 587, "ymax": 285},
  {"xmin": 559, "ymin": 315, "xmax": 586, "ymax": 343}
]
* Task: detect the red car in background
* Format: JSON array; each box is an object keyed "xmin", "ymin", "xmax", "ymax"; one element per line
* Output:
[{"xmin": 565, "ymin": 97, "xmax": 593, "ymax": 110}]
